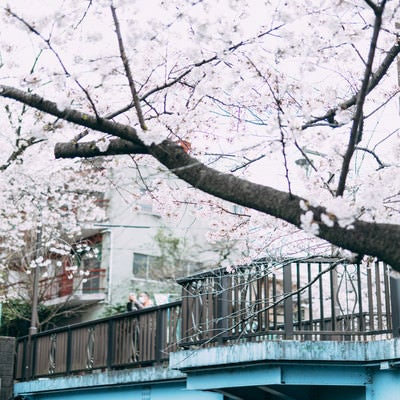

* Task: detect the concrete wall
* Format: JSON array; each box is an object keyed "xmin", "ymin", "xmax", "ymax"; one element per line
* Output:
[{"xmin": 0, "ymin": 336, "xmax": 15, "ymax": 400}]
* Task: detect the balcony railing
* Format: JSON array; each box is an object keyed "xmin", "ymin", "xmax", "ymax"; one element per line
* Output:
[
  {"xmin": 39, "ymin": 269, "xmax": 107, "ymax": 302},
  {"xmin": 15, "ymin": 259, "xmax": 399, "ymax": 381}
]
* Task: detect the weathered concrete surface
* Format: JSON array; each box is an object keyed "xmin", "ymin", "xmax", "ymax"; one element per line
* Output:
[
  {"xmin": 170, "ymin": 339, "xmax": 400, "ymax": 370},
  {"xmin": 169, "ymin": 339, "xmax": 400, "ymax": 400},
  {"xmin": 14, "ymin": 365, "xmax": 186, "ymax": 394}
]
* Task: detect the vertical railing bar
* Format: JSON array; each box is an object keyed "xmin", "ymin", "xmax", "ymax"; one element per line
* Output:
[
  {"xmin": 307, "ymin": 263, "xmax": 313, "ymax": 330},
  {"xmin": 155, "ymin": 309, "xmax": 162, "ymax": 364},
  {"xmin": 383, "ymin": 263, "xmax": 392, "ymax": 332},
  {"xmin": 257, "ymin": 269, "xmax": 263, "ymax": 333},
  {"xmin": 107, "ymin": 318, "xmax": 114, "ymax": 369},
  {"xmin": 207, "ymin": 278, "xmax": 214, "ymax": 340},
  {"xmin": 389, "ymin": 272, "xmax": 400, "ymax": 337},
  {"xmin": 329, "ymin": 265, "xmax": 337, "ymax": 333},
  {"xmin": 21, "ymin": 338, "xmax": 28, "ymax": 381},
  {"xmin": 356, "ymin": 263, "xmax": 364, "ymax": 336},
  {"xmin": 226, "ymin": 275, "xmax": 233, "ymax": 339},
  {"xmin": 296, "ymin": 263, "xmax": 302, "ymax": 331},
  {"xmin": 272, "ymin": 274, "xmax": 277, "ymax": 330},
  {"xmin": 31, "ymin": 334, "xmax": 37, "ymax": 380},
  {"xmin": 217, "ymin": 275, "xmax": 229, "ymax": 344},
  {"xmin": 265, "ymin": 269, "xmax": 270, "ymax": 332},
  {"xmin": 319, "ymin": 263, "xmax": 325, "ymax": 333},
  {"xmin": 367, "ymin": 266, "xmax": 375, "ymax": 332},
  {"xmin": 283, "ymin": 262, "xmax": 293, "ymax": 339},
  {"xmin": 375, "ymin": 261, "xmax": 383, "ymax": 331},
  {"xmin": 66, "ymin": 326, "xmax": 72, "ymax": 375}
]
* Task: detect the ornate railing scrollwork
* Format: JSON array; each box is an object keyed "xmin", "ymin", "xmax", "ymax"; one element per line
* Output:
[
  {"xmin": 48, "ymin": 333, "xmax": 57, "ymax": 374},
  {"xmin": 86, "ymin": 327, "xmax": 95, "ymax": 369}
]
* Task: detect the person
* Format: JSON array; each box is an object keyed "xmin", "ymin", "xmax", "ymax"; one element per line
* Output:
[{"xmin": 126, "ymin": 291, "xmax": 153, "ymax": 311}]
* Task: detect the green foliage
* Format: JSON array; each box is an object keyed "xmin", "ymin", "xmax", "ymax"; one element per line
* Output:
[
  {"xmin": 100, "ymin": 302, "xmax": 127, "ymax": 317},
  {"xmin": 153, "ymin": 228, "xmax": 185, "ymax": 279},
  {"xmin": 0, "ymin": 300, "xmax": 72, "ymax": 337},
  {"xmin": 152, "ymin": 228, "xmax": 205, "ymax": 281}
]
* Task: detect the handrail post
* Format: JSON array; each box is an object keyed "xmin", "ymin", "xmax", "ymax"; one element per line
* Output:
[
  {"xmin": 216, "ymin": 275, "xmax": 229, "ymax": 344},
  {"xmin": 390, "ymin": 275, "xmax": 400, "ymax": 337},
  {"xmin": 283, "ymin": 262, "xmax": 294, "ymax": 339},
  {"xmin": 155, "ymin": 309, "xmax": 164, "ymax": 364},
  {"xmin": 66, "ymin": 327, "xmax": 72, "ymax": 374},
  {"xmin": 21, "ymin": 338, "xmax": 28, "ymax": 381},
  {"xmin": 107, "ymin": 319, "xmax": 114, "ymax": 369}
]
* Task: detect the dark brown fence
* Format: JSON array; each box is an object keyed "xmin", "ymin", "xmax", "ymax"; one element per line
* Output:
[
  {"xmin": 179, "ymin": 258, "xmax": 394, "ymax": 345},
  {"xmin": 15, "ymin": 301, "xmax": 181, "ymax": 381}
]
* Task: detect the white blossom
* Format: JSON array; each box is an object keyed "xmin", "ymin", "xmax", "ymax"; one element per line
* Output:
[{"xmin": 300, "ymin": 211, "xmax": 319, "ymax": 236}]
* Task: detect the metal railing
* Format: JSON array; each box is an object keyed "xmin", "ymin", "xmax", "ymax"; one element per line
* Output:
[
  {"xmin": 15, "ymin": 259, "xmax": 399, "ymax": 381},
  {"xmin": 38, "ymin": 269, "xmax": 107, "ymax": 301},
  {"xmin": 179, "ymin": 259, "xmax": 394, "ymax": 345},
  {"xmin": 15, "ymin": 301, "xmax": 181, "ymax": 381}
]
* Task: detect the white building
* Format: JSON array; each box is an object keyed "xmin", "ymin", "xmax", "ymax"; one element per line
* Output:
[{"xmin": 45, "ymin": 163, "xmax": 227, "ymax": 323}]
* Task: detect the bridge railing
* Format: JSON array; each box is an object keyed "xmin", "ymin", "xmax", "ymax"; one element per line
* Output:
[
  {"xmin": 15, "ymin": 301, "xmax": 181, "ymax": 381},
  {"xmin": 15, "ymin": 259, "xmax": 398, "ymax": 381},
  {"xmin": 179, "ymin": 258, "xmax": 394, "ymax": 345}
]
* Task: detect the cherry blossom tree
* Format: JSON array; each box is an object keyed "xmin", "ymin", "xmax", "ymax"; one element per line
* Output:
[
  {"xmin": 0, "ymin": 67, "xmax": 108, "ymax": 329},
  {"xmin": 0, "ymin": 1, "xmax": 399, "ymax": 271}
]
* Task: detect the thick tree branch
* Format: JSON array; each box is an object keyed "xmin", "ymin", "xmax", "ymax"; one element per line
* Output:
[
  {"xmin": 54, "ymin": 139, "xmax": 148, "ymax": 158},
  {"xmin": 3, "ymin": 84, "xmax": 400, "ymax": 269},
  {"xmin": 0, "ymin": 85, "xmax": 143, "ymax": 145},
  {"xmin": 149, "ymin": 140, "xmax": 400, "ymax": 271}
]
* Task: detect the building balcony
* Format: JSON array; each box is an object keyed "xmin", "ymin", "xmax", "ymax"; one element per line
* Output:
[{"xmin": 39, "ymin": 269, "xmax": 107, "ymax": 307}]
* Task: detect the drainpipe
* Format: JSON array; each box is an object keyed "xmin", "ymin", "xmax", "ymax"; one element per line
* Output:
[{"xmin": 106, "ymin": 229, "xmax": 113, "ymax": 304}]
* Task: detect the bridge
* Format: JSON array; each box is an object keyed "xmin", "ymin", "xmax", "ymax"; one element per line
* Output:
[{"xmin": 12, "ymin": 258, "xmax": 400, "ymax": 400}]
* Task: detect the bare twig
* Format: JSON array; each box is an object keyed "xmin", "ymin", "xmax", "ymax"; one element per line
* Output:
[
  {"xmin": 230, "ymin": 154, "xmax": 266, "ymax": 173},
  {"xmin": 0, "ymin": 138, "xmax": 46, "ymax": 171},
  {"xmin": 278, "ymin": 113, "xmax": 293, "ymax": 198},
  {"xmin": 110, "ymin": 5, "xmax": 147, "ymax": 131},
  {"xmin": 6, "ymin": 7, "xmax": 101, "ymax": 119},
  {"xmin": 74, "ymin": 0, "xmax": 93, "ymax": 29},
  {"xmin": 336, "ymin": 2, "xmax": 386, "ymax": 196},
  {"xmin": 302, "ymin": 40, "xmax": 400, "ymax": 129},
  {"xmin": 355, "ymin": 146, "xmax": 386, "ymax": 169},
  {"xmin": 105, "ymin": 24, "xmax": 285, "ymax": 120}
]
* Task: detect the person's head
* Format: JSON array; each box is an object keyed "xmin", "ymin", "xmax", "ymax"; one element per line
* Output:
[
  {"xmin": 138, "ymin": 292, "xmax": 152, "ymax": 306},
  {"xmin": 128, "ymin": 293, "xmax": 136, "ymax": 301}
]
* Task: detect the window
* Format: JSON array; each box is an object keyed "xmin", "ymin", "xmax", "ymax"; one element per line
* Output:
[
  {"xmin": 82, "ymin": 256, "xmax": 102, "ymax": 293},
  {"xmin": 132, "ymin": 252, "xmax": 203, "ymax": 280},
  {"xmin": 132, "ymin": 253, "xmax": 159, "ymax": 280},
  {"xmin": 79, "ymin": 240, "xmax": 103, "ymax": 293}
]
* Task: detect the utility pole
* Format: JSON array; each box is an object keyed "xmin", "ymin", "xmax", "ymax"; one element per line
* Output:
[
  {"xmin": 29, "ymin": 223, "xmax": 42, "ymax": 335},
  {"xmin": 26, "ymin": 222, "xmax": 42, "ymax": 379}
]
